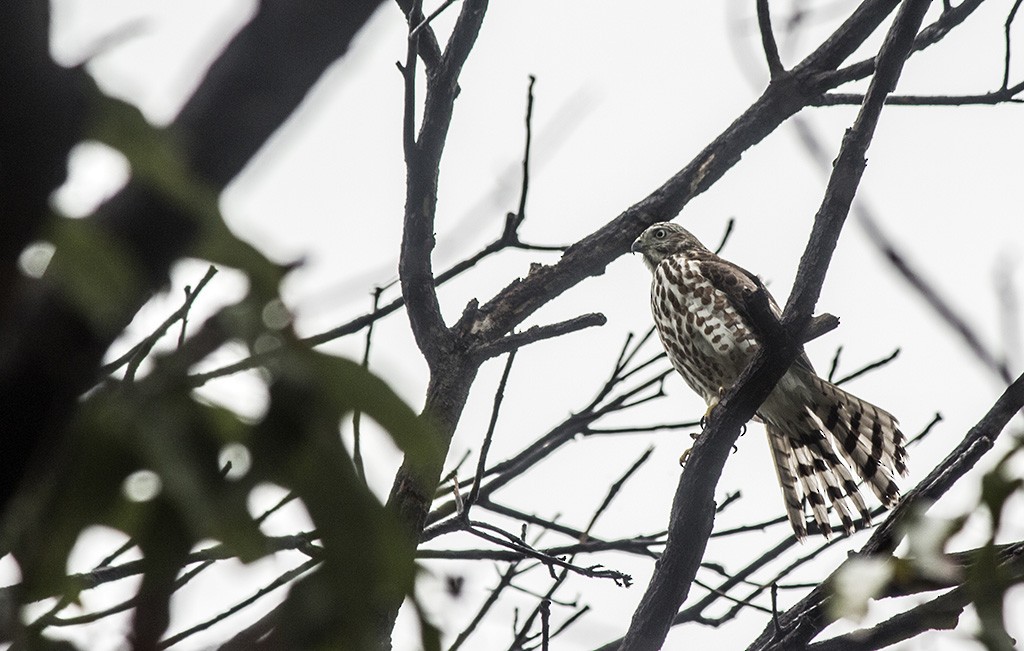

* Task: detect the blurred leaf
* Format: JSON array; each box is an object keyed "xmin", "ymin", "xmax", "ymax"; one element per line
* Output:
[
  {"xmin": 311, "ymin": 352, "xmax": 441, "ymax": 481},
  {"xmin": 967, "ymin": 542, "xmax": 1016, "ymax": 651},
  {"xmin": 129, "ymin": 499, "xmax": 192, "ymax": 649},
  {"xmin": 45, "ymin": 217, "xmax": 145, "ymax": 333},
  {"xmin": 903, "ymin": 512, "xmax": 966, "ymax": 584},
  {"xmin": 14, "ymin": 375, "xmax": 266, "ymax": 602},
  {"xmin": 969, "ymin": 441, "xmax": 1024, "ymax": 651},
  {"xmin": 248, "ymin": 346, "xmax": 437, "ymax": 648},
  {"xmin": 83, "ymin": 85, "xmax": 284, "ymax": 298},
  {"xmin": 827, "ymin": 556, "xmax": 894, "ymax": 622},
  {"xmin": 412, "ymin": 593, "xmax": 442, "ymax": 651},
  {"xmin": 980, "ymin": 468, "xmax": 1022, "ymax": 535}
]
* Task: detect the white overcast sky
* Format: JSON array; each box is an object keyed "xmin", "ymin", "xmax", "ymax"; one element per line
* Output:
[{"xmin": 38, "ymin": 0, "xmax": 1024, "ymax": 649}]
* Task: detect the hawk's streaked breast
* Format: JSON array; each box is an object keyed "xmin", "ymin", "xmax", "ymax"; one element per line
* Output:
[{"xmin": 651, "ymin": 256, "xmax": 757, "ymax": 404}]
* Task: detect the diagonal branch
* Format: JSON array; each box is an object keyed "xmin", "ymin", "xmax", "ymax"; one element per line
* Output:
[
  {"xmin": 824, "ymin": 0, "xmax": 985, "ymax": 88},
  {"xmin": 860, "ymin": 214, "xmax": 1013, "ymax": 383},
  {"xmin": 617, "ymin": 2, "xmax": 933, "ymax": 649},
  {"xmin": 805, "ymin": 586, "xmax": 968, "ymax": 651},
  {"xmin": 783, "ymin": 0, "xmax": 933, "ymax": 325}
]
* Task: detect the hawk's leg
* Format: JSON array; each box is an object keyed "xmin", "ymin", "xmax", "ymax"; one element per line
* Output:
[
  {"xmin": 689, "ymin": 387, "xmax": 744, "ymax": 462},
  {"xmin": 678, "ymin": 432, "xmax": 700, "ymax": 467},
  {"xmin": 699, "ymin": 386, "xmax": 728, "ymax": 429}
]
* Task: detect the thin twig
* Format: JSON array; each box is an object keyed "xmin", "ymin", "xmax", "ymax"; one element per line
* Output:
[
  {"xmin": 189, "ymin": 220, "xmax": 561, "ymax": 388},
  {"xmin": 102, "ymin": 265, "xmax": 218, "ymax": 379},
  {"xmin": 516, "ymin": 75, "xmax": 536, "ymax": 223},
  {"xmin": 352, "ymin": 286, "xmax": 383, "ymax": 485},
  {"xmin": 1004, "ymin": 0, "xmax": 1022, "ymax": 90},
  {"xmin": 466, "ymin": 350, "xmax": 517, "ymax": 513},
  {"xmin": 448, "ymin": 563, "xmax": 521, "ymax": 651},
  {"xmin": 714, "ymin": 218, "xmax": 736, "ymax": 256},
  {"xmin": 582, "ymin": 447, "xmax": 654, "ymax": 536},
  {"xmin": 158, "ymin": 558, "xmax": 319, "ymax": 648},
  {"xmin": 756, "ymin": 0, "xmax": 785, "ymax": 78},
  {"xmin": 420, "ymin": 537, "xmax": 663, "ymax": 562},
  {"xmin": 827, "ymin": 345, "xmax": 842, "ymax": 382},
  {"xmin": 409, "ymin": 0, "xmax": 459, "ymax": 40},
  {"xmin": 464, "ymin": 524, "xmax": 631, "ymax": 584},
  {"xmin": 540, "ymin": 598, "xmax": 550, "ymax": 651},
  {"xmin": 813, "ymin": 82, "xmax": 1024, "ymax": 105},
  {"xmin": 475, "ymin": 313, "xmax": 607, "ymax": 359},
  {"xmin": 834, "ymin": 347, "xmax": 900, "ymax": 385}
]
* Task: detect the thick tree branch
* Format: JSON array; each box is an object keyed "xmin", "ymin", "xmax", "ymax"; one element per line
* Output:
[
  {"xmin": 0, "ymin": 3, "xmax": 86, "ymax": 316},
  {"xmin": 399, "ymin": 0, "xmax": 489, "ymax": 368},
  {"xmin": 783, "ymin": 0, "xmax": 932, "ymax": 324},
  {"xmin": 824, "ymin": 0, "xmax": 985, "ymax": 88},
  {"xmin": 618, "ymin": 2, "xmax": 931, "ymax": 649},
  {"xmin": 0, "ymin": 1, "xmax": 89, "ymax": 511},
  {"xmin": 807, "ymin": 586, "xmax": 967, "ymax": 651}
]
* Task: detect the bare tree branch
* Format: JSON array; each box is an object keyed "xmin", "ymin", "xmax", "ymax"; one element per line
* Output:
[
  {"xmin": 618, "ymin": 2, "xmax": 933, "ymax": 648},
  {"xmin": 805, "ymin": 586, "xmax": 967, "ymax": 651},
  {"xmin": 813, "ymin": 80, "xmax": 1024, "ymax": 105},
  {"xmin": 1002, "ymin": 0, "xmax": 1021, "ymax": 90},
  {"xmin": 860, "ymin": 214, "xmax": 1014, "ymax": 383},
  {"xmin": 475, "ymin": 313, "xmax": 607, "ymax": 359},
  {"xmin": 825, "ymin": 0, "xmax": 986, "ymax": 88},
  {"xmin": 465, "ymin": 350, "xmax": 517, "ymax": 513},
  {"xmin": 101, "ymin": 265, "xmax": 218, "ymax": 380},
  {"xmin": 756, "ymin": 0, "xmax": 785, "ymax": 78}
]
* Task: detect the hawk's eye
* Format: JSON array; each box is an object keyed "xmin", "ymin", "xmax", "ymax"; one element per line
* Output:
[{"xmin": 653, "ymin": 228, "xmax": 666, "ymax": 239}]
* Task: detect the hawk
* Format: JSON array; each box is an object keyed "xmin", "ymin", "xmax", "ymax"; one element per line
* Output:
[{"xmin": 631, "ymin": 222, "xmax": 907, "ymax": 540}]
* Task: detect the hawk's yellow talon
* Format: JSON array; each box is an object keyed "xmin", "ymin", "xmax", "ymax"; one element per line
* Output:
[
  {"xmin": 679, "ymin": 432, "xmax": 700, "ymax": 467},
  {"xmin": 701, "ymin": 388, "xmax": 726, "ymax": 429}
]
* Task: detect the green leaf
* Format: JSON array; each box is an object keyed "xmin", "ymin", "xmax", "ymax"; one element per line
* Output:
[
  {"xmin": 245, "ymin": 345, "xmax": 438, "ymax": 649},
  {"xmin": 83, "ymin": 84, "xmax": 285, "ymax": 298},
  {"xmin": 12, "ymin": 376, "xmax": 267, "ymax": 602},
  {"xmin": 412, "ymin": 592, "xmax": 442, "ymax": 651},
  {"xmin": 980, "ymin": 468, "xmax": 1022, "ymax": 535},
  {"xmin": 45, "ymin": 217, "xmax": 146, "ymax": 334}
]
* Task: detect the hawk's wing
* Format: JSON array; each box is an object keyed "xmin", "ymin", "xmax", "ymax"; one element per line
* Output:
[{"xmin": 697, "ymin": 258, "xmax": 815, "ymax": 374}]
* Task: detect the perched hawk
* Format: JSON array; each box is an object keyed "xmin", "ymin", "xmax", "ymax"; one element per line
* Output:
[{"xmin": 631, "ymin": 222, "xmax": 907, "ymax": 540}]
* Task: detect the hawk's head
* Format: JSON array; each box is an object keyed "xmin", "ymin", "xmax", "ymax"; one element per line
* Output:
[{"xmin": 630, "ymin": 222, "xmax": 710, "ymax": 272}]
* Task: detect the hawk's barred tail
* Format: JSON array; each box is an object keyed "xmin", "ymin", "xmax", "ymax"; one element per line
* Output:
[
  {"xmin": 765, "ymin": 424, "xmax": 808, "ymax": 540},
  {"xmin": 805, "ymin": 372, "xmax": 908, "ymax": 507},
  {"xmin": 766, "ymin": 415, "xmax": 872, "ymax": 540}
]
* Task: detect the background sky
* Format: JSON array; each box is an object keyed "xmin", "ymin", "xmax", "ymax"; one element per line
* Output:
[{"xmin": 34, "ymin": 0, "xmax": 1024, "ymax": 649}]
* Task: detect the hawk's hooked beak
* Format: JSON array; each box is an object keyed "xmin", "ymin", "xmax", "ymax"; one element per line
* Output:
[{"xmin": 630, "ymin": 236, "xmax": 644, "ymax": 254}]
